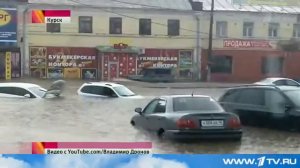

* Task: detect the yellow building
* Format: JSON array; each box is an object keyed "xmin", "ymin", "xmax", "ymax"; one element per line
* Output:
[{"xmin": 24, "ymin": 0, "xmax": 201, "ymax": 80}]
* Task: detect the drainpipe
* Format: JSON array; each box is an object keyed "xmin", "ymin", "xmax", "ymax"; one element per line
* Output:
[
  {"xmin": 195, "ymin": 15, "xmax": 201, "ymax": 81},
  {"xmin": 22, "ymin": 5, "xmax": 29, "ymax": 77}
]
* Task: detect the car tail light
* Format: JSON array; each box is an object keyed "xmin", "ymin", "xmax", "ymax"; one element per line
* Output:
[
  {"xmin": 176, "ymin": 119, "xmax": 196, "ymax": 129},
  {"xmin": 228, "ymin": 117, "xmax": 241, "ymax": 129}
]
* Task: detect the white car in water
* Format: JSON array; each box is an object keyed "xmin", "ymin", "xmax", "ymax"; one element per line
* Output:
[
  {"xmin": 77, "ymin": 82, "xmax": 142, "ymax": 98},
  {"xmin": 0, "ymin": 80, "xmax": 65, "ymax": 99}
]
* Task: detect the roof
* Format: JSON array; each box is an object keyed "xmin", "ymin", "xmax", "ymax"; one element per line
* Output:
[
  {"xmin": 197, "ymin": 0, "xmax": 300, "ymax": 14},
  {"xmin": 28, "ymin": 0, "xmax": 192, "ymax": 11},
  {"xmin": 0, "ymin": 82, "xmax": 41, "ymax": 89},
  {"xmin": 228, "ymin": 84, "xmax": 300, "ymax": 91},
  {"xmin": 84, "ymin": 82, "xmax": 124, "ymax": 87},
  {"xmin": 161, "ymin": 95, "xmax": 211, "ymax": 99}
]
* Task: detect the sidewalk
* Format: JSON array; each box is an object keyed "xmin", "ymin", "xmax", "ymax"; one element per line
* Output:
[{"xmin": 112, "ymin": 78, "xmax": 244, "ymax": 89}]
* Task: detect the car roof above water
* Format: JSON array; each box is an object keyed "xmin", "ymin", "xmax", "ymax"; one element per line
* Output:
[
  {"xmin": 0, "ymin": 82, "xmax": 41, "ymax": 89},
  {"xmin": 83, "ymin": 82, "xmax": 124, "ymax": 87},
  {"xmin": 159, "ymin": 95, "xmax": 212, "ymax": 99},
  {"xmin": 227, "ymin": 85, "xmax": 300, "ymax": 91}
]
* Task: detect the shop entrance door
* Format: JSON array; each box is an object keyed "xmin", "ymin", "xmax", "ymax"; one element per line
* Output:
[{"xmin": 108, "ymin": 62, "xmax": 118, "ymax": 80}]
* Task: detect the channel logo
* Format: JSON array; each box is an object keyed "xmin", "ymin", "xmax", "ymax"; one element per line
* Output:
[{"xmin": 31, "ymin": 10, "xmax": 71, "ymax": 23}]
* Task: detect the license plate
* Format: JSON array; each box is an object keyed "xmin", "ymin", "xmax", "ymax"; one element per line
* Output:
[{"xmin": 201, "ymin": 120, "xmax": 224, "ymax": 127}]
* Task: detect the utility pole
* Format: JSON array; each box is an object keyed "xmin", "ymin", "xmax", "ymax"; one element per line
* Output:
[{"xmin": 207, "ymin": 0, "xmax": 215, "ymax": 82}]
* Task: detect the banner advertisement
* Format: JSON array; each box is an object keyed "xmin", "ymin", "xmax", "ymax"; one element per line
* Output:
[
  {"xmin": 0, "ymin": 8, "xmax": 17, "ymax": 45},
  {"xmin": 138, "ymin": 49, "xmax": 179, "ymax": 69},
  {"xmin": 224, "ymin": 39, "xmax": 276, "ymax": 49}
]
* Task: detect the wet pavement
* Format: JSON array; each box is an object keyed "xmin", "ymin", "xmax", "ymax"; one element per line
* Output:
[{"xmin": 1, "ymin": 78, "xmax": 300, "ymax": 154}]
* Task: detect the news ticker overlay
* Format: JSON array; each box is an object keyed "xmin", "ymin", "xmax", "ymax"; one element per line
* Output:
[
  {"xmin": 32, "ymin": 142, "xmax": 152, "ymax": 154},
  {"xmin": 31, "ymin": 10, "xmax": 71, "ymax": 23}
]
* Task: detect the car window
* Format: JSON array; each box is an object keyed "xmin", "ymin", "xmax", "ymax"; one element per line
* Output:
[
  {"xmin": 265, "ymin": 90, "xmax": 287, "ymax": 113},
  {"xmin": 81, "ymin": 85, "xmax": 103, "ymax": 95},
  {"xmin": 173, "ymin": 97, "xmax": 223, "ymax": 112},
  {"xmin": 143, "ymin": 99, "xmax": 160, "ymax": 114},
  {"xmin": 286, "ymin": 80, "xmax": 299, "ymax": 86},
  {"xmin": 153, "ymin": 99, "xmax": 166, "ymax": 113},
  {"xmin": 0, "ymin": 87, "xmax": 14, "ymax": 95},
  {"xmin": 0, "ymin": 87, "xmax": 34, "ymax": 98},
  {"xmin": 284, "ymin": 90, "xmax": 300, "ymax": 107},
  {"xmin": 102, "ymin": 87, "xmax": 117, "ymax": 97},
  {"xmin": 274, "ymin": 80, "xmax": 286, "ymax": 86},
  {"xmin": 237, "ymin": 89, "xmax": 265, "ymax": 106},
  {"xmin": 113, "ymin": 86, "xmax": 135, "ymax": 96},
  {"xmin": 219, "ymin": 89, "xmax": 240, "ymax": 102}
]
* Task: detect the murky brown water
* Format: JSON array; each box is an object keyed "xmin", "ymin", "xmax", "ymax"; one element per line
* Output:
[{"xmin": 1, "ymin": 78, "xmax": 300, "ymax": 154}]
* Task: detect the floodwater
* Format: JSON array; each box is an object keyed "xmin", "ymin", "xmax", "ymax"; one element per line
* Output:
[{"xmin": 0, "ymin": 78, "xmax": 300, "ymax": 154}]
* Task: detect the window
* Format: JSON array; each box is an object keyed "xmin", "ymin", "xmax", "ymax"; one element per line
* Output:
[
  {"xmin": 0, "ymin": 87, "xmax": 34, "ymax": 98},
  {"xmin": 143, "ymin": 99, "xmax": 159, "ymax": 114},
  {"xmin": 273, "ymin": 80, "xmax": 286, "ymax": 86},
  {"xmin": 46, "ymin": 23, "xmax": 60, "ymax": 32},
  {"xmin": 265, "ymin": 90, "xmax": 287, "ymax": 113},
  {"xmin": 139, "ymin": 19, "xmax": 151, "ymax": 35},
  {"xmin": 243, "ymin": 22, "xmax": 254, "ymax": 37},
  {"xmin": 286, "ymin": 80, "xmax": 300, "ymax": 86},
  {"xmin": 168, "ymin": 19, "xmax": 180, "ymax": 36},
  {"xmin": 110, "ymin": 17, "xmax": 122, "ymax": 34},
  {"xmin": 216, "ymin": 21, "xmax": 227, "ymax": 37},
  {"xmin": 113, "ymin": 86, "xmax": 135, "ymax": 97},
  {"xmin": 268, "ymin": 23, "xmax": 279, "ymax": 38},
  {"xmin": 154, "ymin": 100, "xmax": 166, "ymax": 113},
  {"xmin": 219, "ymin": 89, "xmax": 240, "ymax": 103},
  {"xmin": 237, "ymin": 89, "xmax": 265, "ymax": 106},
  {"xmin": 211, "ymin": 55, "xmax": 232, "ymax": 73},
  {"xmin": 284, "ymin": 90, "xmax": 300, "ymax": 107},
  {"xmin": 79, "ymin": 16, "xmax": 93, "ymax": 33},
  {"xmin": 173, "ymin": 97, "xmax": 223, "ymax": 112},
  {"xmin": 293, "ymin": 24, "xmax": 300, "ymax": 38},
  {"xmin": 261, "ymin": 57, "xmax": 284, "ymax": 74},
  {"xmin": 80, "ymin": 86, "xmax": 103, "ymax": 95},
  {"xmin": 102, "ymin": 87, "xmax": 117, "ymax": 97}
]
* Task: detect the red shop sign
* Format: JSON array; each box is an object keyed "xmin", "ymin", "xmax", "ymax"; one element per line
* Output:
[{"xmin": 224, "ymin": 39, "xmax": 274, "ymax": 48}]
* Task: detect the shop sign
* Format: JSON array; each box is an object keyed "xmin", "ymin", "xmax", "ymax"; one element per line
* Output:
[
  {"xmin": 224, "ymin": 39, "xmax": 274, "ymax": 48},
  {"xmin": 48, "ymin": 54, "xmax": 96, "ymax": 68},
  {"xmin": 138, "ymin": 56, "xmax": 178, "ymax": 68},
  {"xmin": 5, "ymin": 52, "xmax": 11, "ymax": 80}
]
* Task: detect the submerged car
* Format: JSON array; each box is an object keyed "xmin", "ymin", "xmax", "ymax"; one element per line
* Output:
[
  {"xmin": 130, "ymin": 95, "xmax": 242, "ymax": 140},
  {"xmin": 0, "ymin": 80, "xmax": 65, "ymax": 99},
  {"xmin": 254, "ymin": 77, "xmax": 300, "ymax": 87},
  {"xmin": 77, "ymin": 82, "xmax": 142, "ymax": 98},
  {"xmin": 219, "ymin": 84, "xmax": 300, "ymax": 130}
]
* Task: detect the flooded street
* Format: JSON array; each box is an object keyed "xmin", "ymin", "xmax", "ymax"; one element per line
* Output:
[{"xmin": 1, "ymin": 78, "xmax": 300, "ymax": 154}]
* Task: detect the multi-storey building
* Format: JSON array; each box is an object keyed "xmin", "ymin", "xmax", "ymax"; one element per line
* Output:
[
  {"xmin": 199, "ymin": 0, "xmax": 300, "ymax": 82},
  {"xmin": 24, "ymin": 0, "xmax": 201, "ymax": 81}
]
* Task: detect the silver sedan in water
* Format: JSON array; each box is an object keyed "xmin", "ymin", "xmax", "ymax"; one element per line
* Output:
[{"xmin": 130, "ymin": 95, "xmax": 242, "ymax": 140}]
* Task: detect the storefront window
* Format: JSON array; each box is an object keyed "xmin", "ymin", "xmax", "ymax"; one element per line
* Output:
[
  {"xmin": 211, "ymin": 55, "xmax": 232, "ymax": 73},
  {"xmin": 261, "ymin": 57, "xmax": 284, "ymax": 74}
]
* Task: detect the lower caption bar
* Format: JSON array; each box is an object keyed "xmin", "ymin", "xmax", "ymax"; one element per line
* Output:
[
  {"xmin": 32, "ymin": 142, "xmax": 152, "ymax": 154},
  {"xmin": 45, "ymin": 148, "xmax": 151, "ymax": 154}
]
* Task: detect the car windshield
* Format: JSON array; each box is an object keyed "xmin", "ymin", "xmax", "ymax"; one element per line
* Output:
[
  {"xmin": 173, "ymin": 97, "xmax": 223, "ymax": 112},
  {"xmin": 28, "ymin": 87, "xmax": 46, "ymax": 98},
  {"xmin": 113, "ymin": 86, "xmax": 135, "ymax": 97},
  {"xmin": 284, "ymin": 90, "xmax": 300, "ymax": 107}
]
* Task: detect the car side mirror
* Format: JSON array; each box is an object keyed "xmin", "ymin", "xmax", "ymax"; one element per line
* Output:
[
  {"xmin": 135, "ymin": 107, "xmax": 143, "ymax": 114},
  {"xmin": 285, "ymin": 104, "xmax": 293, "ymax": 111},
  {"xmin": 24, "ymin": 94, "xmax": 31, "ymax": 98}
]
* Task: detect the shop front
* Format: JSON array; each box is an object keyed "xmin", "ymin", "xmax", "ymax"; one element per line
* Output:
[
  {"xmin": 138, "ymin": 49, "xmax": 194, "ymax": 80},
  {"xmin": 97, "ymin": 44, "xmax": 142, "ymax": 80},
  {"xmin": 30, "ymin": 47, "xmax": 98, "ymax": 79},
  {"xmin": 0, "ymin": 48, "xmax": 21, "ymax": 79},
  {"xmin": 200, "ymin": 39, "xmax": 293, "ymax": 82}
]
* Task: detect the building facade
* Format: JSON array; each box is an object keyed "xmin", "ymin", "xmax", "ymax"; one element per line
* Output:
[
  {"xmin": 24, "ymin": 0, "xmax": 199, "ymax": 81},
  {"xmin": 199, "ymin": 0, "xmax": 300, "ymax": 82}
]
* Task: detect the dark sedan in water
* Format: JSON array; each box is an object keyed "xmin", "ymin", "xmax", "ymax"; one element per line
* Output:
[{"xmin": 130, "ymin": 95, "xmax": 242, "ymax": 140}]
